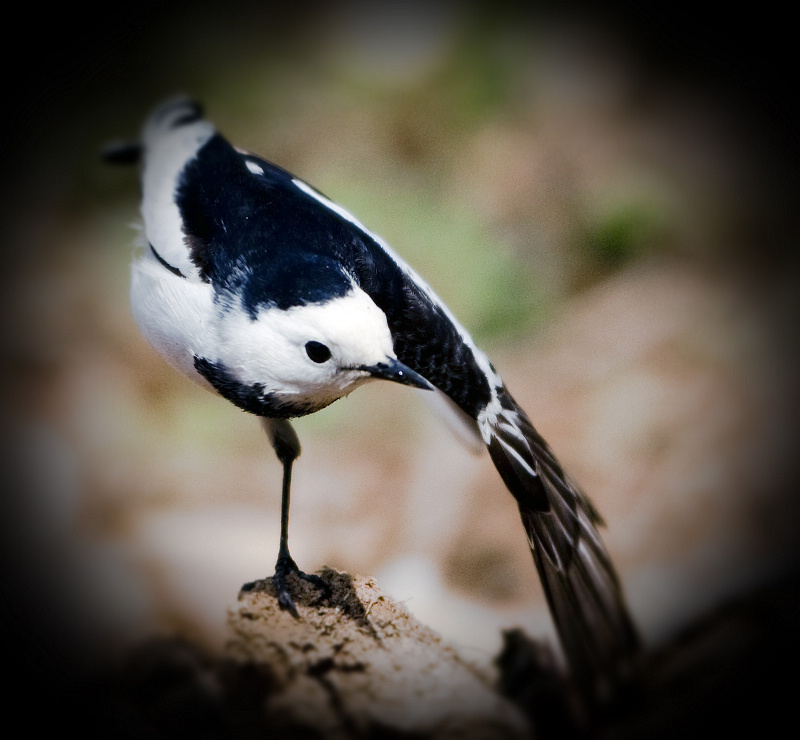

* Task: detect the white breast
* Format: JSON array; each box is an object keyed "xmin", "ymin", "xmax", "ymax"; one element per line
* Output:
[{"xmin": 130, "ymin": 249, "xmax": 217, "ymax": 388}]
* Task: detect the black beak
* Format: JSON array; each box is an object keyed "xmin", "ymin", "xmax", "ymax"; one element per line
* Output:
[{"xmin": 363, "ymin": 358, "xmax": 434, "ymax": 391}]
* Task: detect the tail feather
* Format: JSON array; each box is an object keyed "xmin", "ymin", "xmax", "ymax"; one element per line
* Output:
[{"xmin": 485, "ymin": 387, "xmax": 640, "ymax": 701}]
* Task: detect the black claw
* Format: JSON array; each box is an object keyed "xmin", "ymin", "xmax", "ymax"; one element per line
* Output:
[
  {"xmin": 272, "ymin": 555, "xmax": 330, "ymax": 616},
  {"xmin": 276, "ymin": 586, "xmax": 300, "ymax": 618}
]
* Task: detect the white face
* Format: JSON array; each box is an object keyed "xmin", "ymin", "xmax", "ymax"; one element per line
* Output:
[{"xmin": 217, "ymin": 285, "xmax": 396, "ymax": 409}]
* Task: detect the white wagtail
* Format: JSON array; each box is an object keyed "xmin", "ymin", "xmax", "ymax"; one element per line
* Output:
[{"xmin": 106, "ymin": 98, "xmax": 639, "ymax": 697}]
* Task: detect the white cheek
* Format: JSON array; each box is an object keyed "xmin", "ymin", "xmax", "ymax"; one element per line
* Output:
[
  {"xmin": 216, "ymin": 308, "xmax": 322, "ymax": 393},
  {"xmin": 296, "ymin": 289, "xmax": 395, "ymax": 364}
]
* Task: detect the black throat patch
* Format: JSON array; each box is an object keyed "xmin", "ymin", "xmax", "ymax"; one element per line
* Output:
[{"xmin": 193, "ymin": 356, "xmax": 316, "ymax": 419}]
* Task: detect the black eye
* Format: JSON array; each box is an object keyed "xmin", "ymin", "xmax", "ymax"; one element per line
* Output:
[{"xmin": 305, "ymin": 341, "xmax": 332, "ymax": 363}]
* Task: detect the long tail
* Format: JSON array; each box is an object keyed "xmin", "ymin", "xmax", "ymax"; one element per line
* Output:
[{"xmin": 484, "ymin": 386, "xmax": 640, "ymax": 701}]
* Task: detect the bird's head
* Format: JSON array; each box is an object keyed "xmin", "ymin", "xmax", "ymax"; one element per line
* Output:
[{"xmin": 207, "ymin": 278, "xmax": 433, "ymax": 417}]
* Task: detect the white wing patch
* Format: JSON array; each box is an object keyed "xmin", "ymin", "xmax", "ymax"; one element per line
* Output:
[{"xmin": 140, "ymin": 102, "xmax": 215, "ymax": 283}]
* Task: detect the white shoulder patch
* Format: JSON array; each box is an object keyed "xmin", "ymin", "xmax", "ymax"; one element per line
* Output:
[{"xmin": 245, "ymin": 160, "xmax": 264, "ymax": 176}]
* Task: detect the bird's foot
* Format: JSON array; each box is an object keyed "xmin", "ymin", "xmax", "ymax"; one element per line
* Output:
[{"xmin": 270, "ymin": 554, "xmax": 330, "ymax": 617}]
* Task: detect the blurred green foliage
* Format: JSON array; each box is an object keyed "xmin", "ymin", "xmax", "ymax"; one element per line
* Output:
[
  {"xmin": 583, "ymin": 200, "xmax": 667, "ymax": 273},
  {"xmin": 328, "ymin": 177, "xmax": 547, "ymax": 346}
]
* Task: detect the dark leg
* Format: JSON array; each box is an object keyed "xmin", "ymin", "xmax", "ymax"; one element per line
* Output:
[{"xmin": 259, "ymin": 418, "xmax": 328, "ymax": 616}]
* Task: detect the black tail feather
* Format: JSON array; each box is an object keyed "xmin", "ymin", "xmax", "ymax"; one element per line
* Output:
[{"xmin": 486, "ymin": 387, "xmax": 640, "ymax": 702}]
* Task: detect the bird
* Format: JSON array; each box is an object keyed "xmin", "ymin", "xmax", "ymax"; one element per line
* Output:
[{"xmin": 107, "ymin": 97, "xmax": 640, "ymax": 701}]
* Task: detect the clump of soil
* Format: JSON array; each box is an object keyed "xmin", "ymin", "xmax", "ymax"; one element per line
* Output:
[{"xmin": 225, "ymin": 567, "xmax": 530, "ymax": 739}]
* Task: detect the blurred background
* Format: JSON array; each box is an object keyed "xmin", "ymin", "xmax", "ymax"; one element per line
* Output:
[{"xmin": 2, "ymin": 0, "xmax": 798, "ymax": 682}]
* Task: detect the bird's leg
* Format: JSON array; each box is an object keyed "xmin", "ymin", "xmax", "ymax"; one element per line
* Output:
[{"xmin": 261, "ymin": 418, "xmax": 329, "ymax": 616}]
